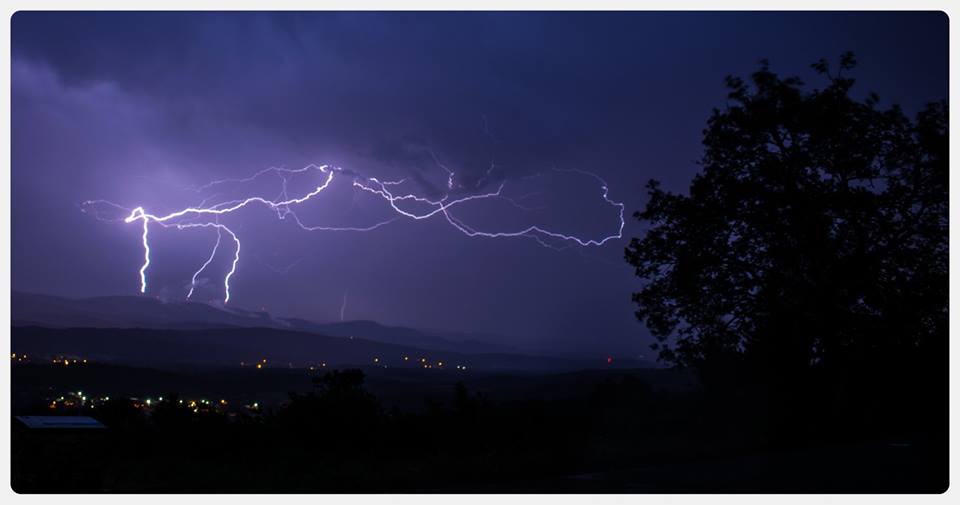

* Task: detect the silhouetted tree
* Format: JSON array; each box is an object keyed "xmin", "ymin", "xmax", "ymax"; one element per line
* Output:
[
  {"xmin": 281, "ymin": 369, "xmax": 381, "ymax": 438},
  {"xmin": 626, "ymin": 54, "xmax": 947, "ymax": 392},
  {"xmin": 453, "ymin": 381, "xmax": 479, "ymax": 420},
  {"xmin": 93, "ymin": 397, "xmax": 146, "ymax": 430},
  {"xmin": 150, "ymin": 395, "xmax": 193, "ymax": 429}
]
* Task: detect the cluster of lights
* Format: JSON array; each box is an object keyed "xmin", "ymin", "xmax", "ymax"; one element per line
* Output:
[
  {"xmin": 240, "ymin": 358, "xmax": 269, "ymax": 369},
  {"xmin": 43, "ymin": 389, "xmax": 258, "ymax": 417},
  {"xmin": 402, "ymin": 356, "xmax": 467, "ymax": 370},
  {"xmin": 141, "ymin": 396, "xmax": 232, "ymax": 414},
  {"xmin": 47, "ymin": 391, "xmax": 109, "ymax": 411},
  {"xmin": 10, "ymin": 353, "xmax": 29, "ymax": 363},
  {"xmin": 51, "ymin": 356, "xmax": 89, "ymax": 366},
  {"xmin": 235, "ymin": 355, "xmax": 468, "ymax": 371}
]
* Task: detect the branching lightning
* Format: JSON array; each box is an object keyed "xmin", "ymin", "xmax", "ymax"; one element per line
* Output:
[
  {"xmin": 187, "ymin": 226, "xmax": 221, "ymax": 299},
  {"xmin": 82, "ymin": 161, "xmax": 624, "ymax": 304}
]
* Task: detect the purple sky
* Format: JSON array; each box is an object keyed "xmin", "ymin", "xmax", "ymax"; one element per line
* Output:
[{"xmin": 11, "ymin": 12, "xmax": 948, "ymax": 357}]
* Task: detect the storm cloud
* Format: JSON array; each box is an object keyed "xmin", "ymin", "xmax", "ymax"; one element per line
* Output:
[{"xmin": 11, "ymin": 12, "xmax": 947, "ymax": 357}]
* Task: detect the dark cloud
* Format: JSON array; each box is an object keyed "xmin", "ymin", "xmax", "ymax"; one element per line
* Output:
[{"xmin": 11, "ymin": 12, "xmax": 948, "ymax": 356}]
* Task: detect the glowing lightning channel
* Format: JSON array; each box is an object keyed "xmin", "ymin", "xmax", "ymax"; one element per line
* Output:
[
  {"xmin": 84, "ymin": 161, "xmax": 624, "ymax": 305},
  {"xmin": 351, "ymin": 167, "xmax": 625, "ymax": 247},
  {"xmin": 138, "ymin": 217, "xmax": 150, "ymax": 293},
  {"xmin": 117, "ymin": 165, "xmax": 335, "ymax": 302},
  {"xmin": 187, "ymin": 226, "xmax": 222, "ymax": 299},
  {"xmin": 172, "ymin": 222, "xmax": 240, "ymax": 303}
]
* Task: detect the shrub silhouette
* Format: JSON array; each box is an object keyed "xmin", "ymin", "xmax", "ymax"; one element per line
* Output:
[{"xmin": 279, "ymin": 369, "xmax": 381, "ymax": 442}]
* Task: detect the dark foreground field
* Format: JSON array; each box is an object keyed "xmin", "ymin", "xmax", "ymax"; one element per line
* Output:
[{"xmin": 11, "ymin": 363, "xmax": 948, "ymax": 493}]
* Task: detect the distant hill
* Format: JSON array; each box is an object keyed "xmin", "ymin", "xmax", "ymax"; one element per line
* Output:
[
  {"xmin": 11, "ymin": 291, "xmax": 645, "ymax": 370},
  {"xmin": 12, "ymin": 291, "xmax": 519, "ymax": 355},
  {"xmin": 12, "ymin": 291, "xmax": 271, "ymax": 329},
  {"xmin": 10, "ymin": 326, "xmax": 608, "ymax": 372},
  {"xmin": 277, "ymin": 319, "xmax": 519, "ymax": 354}
]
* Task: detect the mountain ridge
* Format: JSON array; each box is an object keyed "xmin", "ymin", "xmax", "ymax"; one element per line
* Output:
[{"xmin": 12, "ymin": 291, "xmax": 529, "ymax": 357}]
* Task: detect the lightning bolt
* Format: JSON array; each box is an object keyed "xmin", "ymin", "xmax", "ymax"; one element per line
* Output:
[
  {"xmin": 82, "ymin": 161, "xmax": 624, "ymax": 304},
  {"xmin": 137, "ymin": 217, "xmax": 150, "ymax": 293},
  {"xmin": 187, "ymin": 225, "xmax": 221, "ymax": 299}
]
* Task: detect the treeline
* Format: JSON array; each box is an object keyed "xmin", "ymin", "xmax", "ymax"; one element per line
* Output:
[{"xmin": 13, "ymin": 369, "xmax": 946, "ymax": 492}]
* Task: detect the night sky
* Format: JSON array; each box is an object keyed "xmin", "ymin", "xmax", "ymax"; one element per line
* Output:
[{"xmin": 11, "ymin": 12, "xmax": 948, "ymax": 358}]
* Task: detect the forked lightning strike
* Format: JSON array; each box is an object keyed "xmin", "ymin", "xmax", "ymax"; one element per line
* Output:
[{"xmin": 82, "ymin": 163, "xmax": 624, "ymax": 304}]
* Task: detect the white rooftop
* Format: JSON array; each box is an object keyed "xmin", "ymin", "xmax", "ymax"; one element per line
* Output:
[{"xmin": 15, "ymin": 416, "xmax": 105, "ymax": 429}]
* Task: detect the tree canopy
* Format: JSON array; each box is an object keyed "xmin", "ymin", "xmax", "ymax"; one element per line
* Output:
[{"xmin": 626, "ymin": 54, "xmax": 947, "ymax": 386}]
